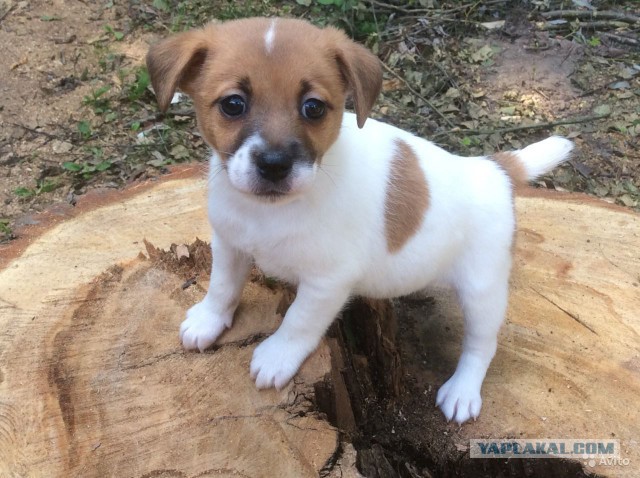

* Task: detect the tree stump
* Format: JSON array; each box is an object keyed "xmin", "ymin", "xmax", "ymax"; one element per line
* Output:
[
  {"xmin": 0, "ymin": 167, "xmax": 355, "ymax": 478},
  {"xmin": 1, "ymin": 167, "xmax": 638, "ymax": 477}
]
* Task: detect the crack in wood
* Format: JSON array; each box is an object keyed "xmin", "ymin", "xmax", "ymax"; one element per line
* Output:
[{"xmin": 532, "ymin": 288, "xmax": 598, "ymax": 335}]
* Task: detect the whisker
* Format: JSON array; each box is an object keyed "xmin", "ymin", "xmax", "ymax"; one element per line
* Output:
[{"xmin": 317, "ymin": 164, "xmax": 337, "ymax": 187}]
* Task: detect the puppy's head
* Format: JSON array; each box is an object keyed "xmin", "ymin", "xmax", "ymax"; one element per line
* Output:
[{"xmin": 147, "ymin": 18, "xmax": 382, "ymax": 200}]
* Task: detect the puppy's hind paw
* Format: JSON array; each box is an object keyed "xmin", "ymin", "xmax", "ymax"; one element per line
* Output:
[
  {"xmin": 180, "ymin": 301, "xmax": 230, "ymax": 352},
  {"xmin": 436, "ymin": 376, "xmax": 482, "ymax": 424}
]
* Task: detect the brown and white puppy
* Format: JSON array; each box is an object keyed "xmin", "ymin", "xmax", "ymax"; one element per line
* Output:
[{"xmin": 147, "ymin": 17, "xmax": 573, "ymax": 423}]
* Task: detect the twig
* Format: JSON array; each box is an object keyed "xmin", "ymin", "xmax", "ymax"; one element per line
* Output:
[
  {"xmin": 0, "ymin": 4, "xmax": 15, "ymax": 23},
  {"xmin": 541, "ymin": 10, "xmax": 640, "ymax": 24},
  {"xmin": 600, "ymin": 32, "xmax": 640, "ymax": 48},
  {"xmin": 5, "ymin": 122, "xmax": 64, "ymax": 141},
  {"xmin": 539, "ymin": 20, "xmax": 629, "ymax": 31},
  {"xmin": 365, "ymin": 0, "xmax": 429, "ymax": 15},
  {"xmin": 364, "ymin": 0, "xmax": 508, "ymax": 18},
  {"xmin": 381, "ymin": 62, "xmax": 455, "ymax": 128},
  {"xmin": 433, "ymin": 113, "xmax": 610, "ymax": 138},
  {"xmin": 126, "ymin": 108, "xmax": 196, "ymax": 127}
]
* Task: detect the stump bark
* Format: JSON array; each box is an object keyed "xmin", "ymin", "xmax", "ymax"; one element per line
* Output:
[{"xmin": 0, "ymin": 166, "xmax": 638, "ymax": 477}]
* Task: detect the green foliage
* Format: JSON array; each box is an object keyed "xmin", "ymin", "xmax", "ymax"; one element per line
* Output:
[
  {"xmin": 104, "ymin": 24, "xmax": 125, "ymax": 41},
  {"xmin": 152, "ymin": 0, "xmax": 170, "ymax": 11},
  {"xmin": 14, "ymin": 179, "xmax": 61, "ymax": 199},
  {"xmin": 83, "ymin": 85, "xmax": 111, "ymax": 114},
  {"xmin": 63, "ymin": 158, "xmax": 113, "ymax": 179},
  {"xmin": 127, "ymin": 67, "xmax": 151, "ymax": 102},
  {"xmin": 0, "ymin": 219, "xmax": 12, "ymax": 237},
  {"xmin": 304, "ymin": 0, "xmax": 382, "ymax": 40},
  {"xmin": 77, "ymin": 120, "xmax": 92, "ymax": 139},
  {"xmin": 588, "ymin": 36, "xmax": 601, "ymax": 47}
]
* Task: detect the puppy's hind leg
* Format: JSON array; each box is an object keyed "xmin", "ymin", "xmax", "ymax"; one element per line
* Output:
[{"xmin": 436, "ymin": 256, "xmax": 510, "ymax": 424}]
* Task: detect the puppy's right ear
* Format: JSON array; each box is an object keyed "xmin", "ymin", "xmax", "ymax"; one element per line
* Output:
[{"xmin": 146, "ymin": 30, "xmax": 209, "ymax": 112}]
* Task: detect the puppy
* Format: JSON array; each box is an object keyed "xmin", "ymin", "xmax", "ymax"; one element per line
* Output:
[{"xmin": 147, "ymin": 17, "xmax": 573, "ymax": 423}]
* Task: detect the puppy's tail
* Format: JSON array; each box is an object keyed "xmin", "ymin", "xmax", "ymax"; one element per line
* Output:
[{"xmin": 491, "ymin": 136, "xmax": 574, "ymax": 184}]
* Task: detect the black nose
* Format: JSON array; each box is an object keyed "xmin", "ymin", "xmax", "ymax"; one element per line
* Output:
[{"xmin": 255, "ymin": 150, "xmax": 294, "ymax": 182}]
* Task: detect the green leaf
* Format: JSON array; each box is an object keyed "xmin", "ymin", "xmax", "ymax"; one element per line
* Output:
[
  {"xmin": 40, "ymin": 15, "xmax": 60, "ymax": 21},
  {"xmin": 38, "ymin": 180, "xmax": 59, "ymax": 194},
  {"xmin": 15, "ymin": 187, "xmax": 35, "ymax": 198},
  {"xmin": 152, "ymin": 0, "xmax": 170, "ymax": 11},
  {"xmin": 77, "ymin": 121, "xmax": 92, "ymax": 138},
  {"xmin": 104, "ymin": 111, "xmax": 118, "ymax": 123},
  {"xmin": 113, "ymin": 31, "xmax": 124, "ymax": 41},
  {"xmin": 296, "ymin": 0, "xmax": 312, "ymax": 5},
  {"xmin": 95, "ymin": 161, "xmax": 112, "ymax": 172},
  {"xmin": 93, "ymin": 85, "xmax": 111, "ymax": 98},
  {"xmin": 62, "ymin": 162, "xmax": 83, "ymax": 172},
  {"xmin": 128, "ymin": 68, "xmax": 151, "ymax": 101}
]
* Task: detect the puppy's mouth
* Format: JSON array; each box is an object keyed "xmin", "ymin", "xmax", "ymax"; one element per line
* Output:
[
  {"xmin": 252, "ymin": 183, "xmax": 291, "ymax": 200},
  {"xmin": 223, "ymin": 137, "xmax": 318, "ymax": 200}
]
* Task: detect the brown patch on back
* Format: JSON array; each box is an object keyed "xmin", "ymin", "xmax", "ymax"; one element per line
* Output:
[
  {"xmin": 491, "ymin": 151, "xmax": 528, "ymax": 185},
  {"xmin": 385, "ymin": 140, "xmax": 430, "ymax": 253}
]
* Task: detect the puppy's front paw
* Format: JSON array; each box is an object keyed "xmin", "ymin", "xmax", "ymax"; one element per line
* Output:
[
  {"xmin": 436, "ymin": 375, "xmax": 482, "ymax": 424},
  {"xmin": 250, "ymin": 333, "xmax": 316, "ymax": 390},
  {"xmin": 180, "ymin": 301, "xmax": 230, "ymax": 352}
]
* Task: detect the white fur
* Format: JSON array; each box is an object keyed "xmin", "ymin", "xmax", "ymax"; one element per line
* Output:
[
  {"xmin": 264, "ymin": 19, "xmax": 276, "ymax": 54},
  {"xmin": 182, "ymin": 112, "xmax": 573, "ymax": 423},
  {"xmin": 225, "ymin": 133, "xmax": 318, "ymax": 197}
]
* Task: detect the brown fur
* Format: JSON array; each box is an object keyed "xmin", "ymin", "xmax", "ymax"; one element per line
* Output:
[
  {"xmin": 146, "ymin": 18, "xmax": 382, "ymax": 160},
  {"xmin": 384, "ymin": 139, "xmax": 430, "ymax": 253},
  {"xmin": 490, "ymin": 151, "xmax": 528, "ymax": 185}
]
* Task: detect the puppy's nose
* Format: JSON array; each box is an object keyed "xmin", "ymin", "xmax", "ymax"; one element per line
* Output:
[{"xmin": 255, "ymin": 150, "xmax": 294, "ymax": 182}]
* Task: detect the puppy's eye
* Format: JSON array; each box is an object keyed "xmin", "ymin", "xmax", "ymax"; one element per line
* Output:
[
  {"xmin": 301, "ymin": 98, "xmax": 326, "ymax": 120},
  {"xmin": 219, "ymin": 95, "xmax": 247, "ymax": 117}
]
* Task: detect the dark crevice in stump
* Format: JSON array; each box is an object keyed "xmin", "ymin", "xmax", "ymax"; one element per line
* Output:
[{"xmin": 313, "ymin": 296, "xmax": 604, "ymax": 478}]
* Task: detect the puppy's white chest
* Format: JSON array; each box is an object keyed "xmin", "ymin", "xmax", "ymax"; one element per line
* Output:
[{"xmin": 210, "ymin": 201, "xmax": 311, "ymax": 283}]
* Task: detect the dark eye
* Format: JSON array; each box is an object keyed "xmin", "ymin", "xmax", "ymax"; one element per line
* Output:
[
  {"xmin": 219, "ymin": 95, "xmax": 247, "ymax": 117},
  {"xmin": 301, "ymin": 98, "xmax": 326, "ymax": 120}
]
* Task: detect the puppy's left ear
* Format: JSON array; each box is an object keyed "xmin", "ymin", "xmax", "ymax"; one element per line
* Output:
[
  {"xmin": 333, "ymin": 33, "xmax": 383, "ymax": 128},
  {"xmin": 146, "ymin": 29, "xmax": 209, "ymax": 112}
]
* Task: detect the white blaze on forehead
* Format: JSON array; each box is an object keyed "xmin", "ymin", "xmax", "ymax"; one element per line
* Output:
[{"xmin": 264, "ymin": 19, "xmax": 277, "ymax": 54}]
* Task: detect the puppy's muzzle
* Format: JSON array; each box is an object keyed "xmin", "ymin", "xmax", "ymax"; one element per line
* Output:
[{"xmin": 255, "ymin": 150, "xmax": 294, "ymax": 183}]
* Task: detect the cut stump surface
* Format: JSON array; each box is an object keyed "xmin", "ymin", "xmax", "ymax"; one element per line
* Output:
[{"xmin": 1, "ymin": 167, "xmax": 639, "ymax": 477}]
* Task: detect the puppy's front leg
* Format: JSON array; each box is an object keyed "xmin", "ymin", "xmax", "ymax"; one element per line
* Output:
[
  {"xmin": 250, "ymin": 280, "xmax": 351, "ymax": 390},
  {"xmin": 180, "ymin": 234, "xmax": 251, "ymax": 351}
]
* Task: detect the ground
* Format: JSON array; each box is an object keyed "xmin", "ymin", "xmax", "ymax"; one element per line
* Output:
[{"xmin": 1, "ymin": 0, "xmax": 639, "ymax": 243}]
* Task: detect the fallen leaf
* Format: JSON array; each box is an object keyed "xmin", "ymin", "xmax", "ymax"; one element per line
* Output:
[
  {"xmin": 592, "ymin": 104, "xmax": 611, "ymax": 116},
  {"xmin": 169, "ymin": 145, "xmax": 190, "ymax": 160}
]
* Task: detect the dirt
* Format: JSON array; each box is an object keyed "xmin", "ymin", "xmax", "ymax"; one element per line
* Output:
[
  {"xmin": 0, "ymin": 0, "xmax": 169, "ymax": 237},
  {"xmin": 1, "ymin": 1, "xmax": 121, "ymax": 214},
  {"xmin": 1, "ymin": 1, "xmax": 639, "ymax": 244}
]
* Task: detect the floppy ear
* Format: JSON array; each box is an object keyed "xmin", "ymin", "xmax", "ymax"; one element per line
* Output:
[
  {"xmin": 333, "ymin": 33, "xmax": 383, "ymax": 128},
  {"xmin": 146, "ymin": 30, "xmax": 209, "ymax": 112}
]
